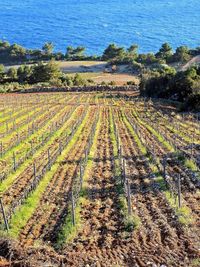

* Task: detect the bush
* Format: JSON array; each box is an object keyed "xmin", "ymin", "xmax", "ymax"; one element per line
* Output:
[
  {"xmin": 140, "ymin": 65, "xmax": 200, "ymax": 111},
  {"xmin": 183, "ymin": 94, "xmax": 200, "ymax": 111}
]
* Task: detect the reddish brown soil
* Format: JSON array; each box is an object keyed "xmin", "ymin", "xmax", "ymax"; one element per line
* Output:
[
  {"xmin": 0, "ymin": 93, "xmax": 199, "ymax": 267},
  {"xmin": 19, "ymin": 107, "xmax": 97, "ymax": 247}
]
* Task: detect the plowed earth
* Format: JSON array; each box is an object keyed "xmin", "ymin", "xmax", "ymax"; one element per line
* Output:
[{"xmin": 0, "ymin": 92, "xmax": 199, "ymax": 267}]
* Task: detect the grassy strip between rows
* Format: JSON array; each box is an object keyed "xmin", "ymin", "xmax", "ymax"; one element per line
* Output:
[
  {"xmin": 1, "ymin": 107, "xmax": 44, "ymax": 143},
  {"xmin": 166, "ymin": 123, "xmax": 200, "ymax": 145},
  {"xmin": 55, "ymin": 110, "xmax": 102, "ymax": 249},
  {"xmin": 112, "ymin": 109, "xmax": 141, "ymax": 231},
  {"xmin": 0, "ymin": 106, "xmax": 79, "ymax": 194},
  {"xmin": 184, "ymin": 158, "xmax": 198, "ymax": 172},
  {"xmin": 6, "ymin": 109, "xmax": 91, "ymax": 238},
  {"xmin": 140, "ymin": 111, "xmax": 200, "ymax": 179},
  {"xmin": 0, "ymin": 107, "xmax": 36, "ymax": 132},
  {"xmin": 1, "ymin": 95, "xmax": 70, "ymax": 144},
  {"xmin": 133, "ymin": 110, "xmax": 174, "ymax": 152},
  {"xmin": 0, "ymin": 106, "xmax": 34, "ymax": 125},
  {"xmin": 122, "ymin": 111, "xmax": 147, "ymax": 155},
  {"xmin": 147, "ymin": 109, "xmax": 200, "ymax": 141},
  {"xmin": 123, "ymin": 110, "xmax": 193, "ymax": 226},
  {"xmin": 1, "ymin": 105, "xmax": 71, "ymax": 162},
  {"xmin": 180, "ymin": 121, "xmax": 200, "ymax": 136}
]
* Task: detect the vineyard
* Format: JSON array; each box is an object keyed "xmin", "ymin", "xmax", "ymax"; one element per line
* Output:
[{"xmin": 0, "ymin": 92, "xmax": 199, "ymax": 267}]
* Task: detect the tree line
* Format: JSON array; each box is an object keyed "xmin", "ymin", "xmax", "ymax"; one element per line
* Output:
[
  {"xmin": 0, "ymin": 61, "xmax": 96, "ymax": 92},
  {"xmin": 0, "ymin": 41, "xmax": 96, "ymax": 64},
  {"xmin": 0, "ymin": 40, "xmax": 199, "ymax": 65}
]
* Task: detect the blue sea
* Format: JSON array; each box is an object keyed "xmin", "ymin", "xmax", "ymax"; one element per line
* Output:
[{"xmin": 0, "ymin": 0, "xmax": 199, "ymax": 55}]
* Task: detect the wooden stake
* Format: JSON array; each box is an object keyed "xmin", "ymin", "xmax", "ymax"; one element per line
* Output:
[
  {"xmin": 80, "ymin": 165, "xmax": 83, "ymax": 189},
  {"xmin": 30, "ymin": 140, "xmax": 33, "ymax": 155},
  {"xmin": 13, "ymin": 152, "xmax": 16, "ymax": 171},
  {"xmin": 0, "ymin": 198, "xmax": 9, "ymax": 232},
  {"xmin": 71, "ymin": 191, "xmax": 76, "ymax": 226},
  {"xmin": 48, "ymin": 148, "xmax": 51, "ymax": 170},
  {"xmin": 33, "ymin": 162, "xmax": 36, "ymax": 180},
  {"xmin": 123, "ymin": 159, "xmax": 126, "ymax": 183},
  {"xmin": 0, "ymin": 141, "xmax": 3, "ymax": 158},
  {"xmin": 127, "ymin": 180, "xmax": 132, "ymax": 215},
  {"xmin": 85, "ymin": 149, "xmax": 88, "ymax": 162},
  {"xmin": 177, "ymin": 175, "xmax": 181, "ymax": 208},
  {"xmin": 59, "ymin": 141, "xmax": 62, "ymax": 155}
]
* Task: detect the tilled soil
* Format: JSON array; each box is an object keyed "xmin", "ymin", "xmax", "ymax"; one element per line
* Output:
[
  {"xmin": 19, "ymin": 107, "xmax": 97, "ymax": 247},
  {"xmin": 0, "ymin": 94, "xmax": 199, "ymax": 267}
]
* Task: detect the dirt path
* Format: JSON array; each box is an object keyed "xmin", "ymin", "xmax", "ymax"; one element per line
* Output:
[{"xmin": 181, "ymin": 55, "xmax": 200, "ymax": 71}]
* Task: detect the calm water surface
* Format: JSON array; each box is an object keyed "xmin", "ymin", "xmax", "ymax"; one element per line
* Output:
[{"xmin": 0, "ymin": 0, "xmax": 199, "ymax": 54}]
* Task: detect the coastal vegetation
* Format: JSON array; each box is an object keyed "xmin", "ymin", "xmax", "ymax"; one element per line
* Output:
[
  {"xmin": 0, "ymin": 40, "xmax": 199, "ymax": 111},
  {"xmin": 1, "ymin": 40, "xmax": 199, "ymax": 66},
  {"xmin": 140, "ymin": 65, "xmax": 200, "ymax": 111}
]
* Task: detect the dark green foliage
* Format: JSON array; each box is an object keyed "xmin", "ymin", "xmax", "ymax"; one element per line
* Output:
[
  {"xmin": 137, "ymin": 53, "xmax": 159, "ymax": 65},
  {"xmin": 42, "ymin": 42, "xmax": 54, "ymax": 56},
  {"xmin": 73, "ymin": 73, "xmax": 85, "ymax": 86},
  {"xmin": 140, "ymin": 66, "xmax": 200, "ymax": 111},
  {"xmin": 0, "ymin": 64, "xmax": 5, "ymax": 82},
  {"xmin": 127, "ymin": 44, "xmax": 138, "ymax": 56},
  {"xmin": 155, "ymin": 43, "xmax": 173, "ymax": 62},
  {"xmin": 183, "ymin": 94, "xmax": 200, "ymax": 111},
  {"xmin": 17, "ymin": 65, "xmax": 32, "ymax": 83},
  {"xmin": 65, "ymin": 46, "xmax": 86, "ymax": 60},
  {"xmin": 102, "ymin": 44, "xmax": 126, "ymax": 61},
  {"xmin": 7, "ymin": 67, "xmax": 18, "ymax": 80},
  {"xmin": 0, "ymin": 40, "xmax": 64, "ymax": 63},
  {"xmin": 30, "ymin": 60, "xmax": 61, "ymax": 83},
  {"xmin": 172, "ymin": 46, "xmax": 191, "ymax": 63},
  {"xmin": 189, "ymin": 46, "xmax": 200, "ymax": 57}
]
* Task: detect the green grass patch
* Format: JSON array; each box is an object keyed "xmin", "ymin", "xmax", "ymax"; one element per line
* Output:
[
  {"xmin": 110, "ymin": 109, "xmax": 142, "ymax": 231},
  {"xmin": 118, "ymin": 195, "xmax": 141, "ymax": 231},
  {"xmin": 55, "ymin": 110, "xmax": 101, "ymax": 248},
  {"xmin": 165, "ymin": 191, "xmax": 194, "ymax": 225},
  {"xmin": 190, "ymin": 258, "xmax": 200, "ymax": 267},
  {"xmin": 184, "ymin": 158, "xmax": 198, "ymax": 172},
  {"xmin": 122, "ymin": 113, "xmax": 147, "ymax": 155},
  {"xmin": 132, "ymin": 110, "xmax": 174, "ymax": 152},
  {"xmin": 0, "ymin": 107, "xmax": 79, "ymax": 194},
  {"xmin": 6, "ymin": 109, "xmax": 91, "ymax": 238},
  {"xmin": 56, "ymin": 198, "xmax": 82, "ymax": 248}
]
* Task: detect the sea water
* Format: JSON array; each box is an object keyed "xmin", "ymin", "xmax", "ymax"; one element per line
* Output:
[{"xmin": 0, "ymin": 0, "xmax": 199, "ymax": 54}]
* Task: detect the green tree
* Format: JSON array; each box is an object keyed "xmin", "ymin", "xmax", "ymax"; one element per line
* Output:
[
  {"xmin": 17, "ymin": 65, "xmax": 32, "ymax": 83},
  {"xmin": 0, "ymin": 41, "xmax": 10, "ymax": 50},
  {"xmin": 31, "ymin": 60, "xmax": 61, "ymax": 83},
  {"xmin": 42, "ymin": 42, "xmax": 54, "ymax": 55},
  {"xmin": 0, "ymin": 64, "xmax": 5, "ymax": 82},
  {"xmin": 156, "ymin": 43, "xmax": 173, "ymax": 61},
  {"xmin": 127, "ymin": 44, "xmax": 138, "ymax": 58},
  {"xmin": 137, "ymin": 53, "xmax": 157, "ymax": 65},
  {"xmin": 9, "ymin": 44, "xmax": 26, "ymax": 59},
  {"xmin": 7, "ymin": 67, "xmax": 17, "ymax": 80},
  {"xmin": 65, "ymin": 46, "xmax": 86, "ymax": 60},
  {"xmin": 73, "ymin": 73, "xmax": 85, "ymax": 86},
  {"xmin": 102, "ymin": 44, "xmax": 125, "ymax": 61},
  {"xmin": 173, "ymin": 46, "xmax": 191, "ymax": 63}
]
